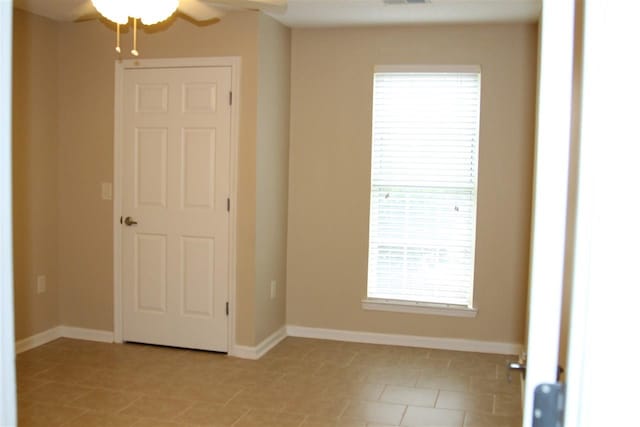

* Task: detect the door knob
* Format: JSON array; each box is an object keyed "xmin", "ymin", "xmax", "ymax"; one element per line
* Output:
[{"xmin": 123, "ymin": 216, "xmax": 138, "ymax": 226}]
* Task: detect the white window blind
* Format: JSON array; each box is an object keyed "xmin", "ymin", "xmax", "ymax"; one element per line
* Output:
[{"xmin": 367, "ymin": 66, "xmax": 481, "ymax": 307}]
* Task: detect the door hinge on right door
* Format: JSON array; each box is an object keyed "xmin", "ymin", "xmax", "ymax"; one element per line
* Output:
[
  {"xmin": 225, "ymin": 302, "xmax": 229, "ymax": 316},
  {"xmin": 533, "ymin": 383, "xmax": 565, "ymax": 427}
]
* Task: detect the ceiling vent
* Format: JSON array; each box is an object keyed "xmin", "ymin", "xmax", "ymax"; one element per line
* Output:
[{"xmin": 383, "ymin": 0, "xmax": 430, "ymax": 5}]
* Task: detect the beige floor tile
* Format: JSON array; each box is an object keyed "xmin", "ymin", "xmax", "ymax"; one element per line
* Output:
[
  {"xmin": 463, "ymin": 412, "xmax": 521, "ymax": 427},
  {"xmin": 301, "ymin": 416, "xmax": 368, "ymax": 427},
  {"xmin": 414, "ymin": 359, "xmax": 451, "ymax": 373},
  {"xmin": 325, "ymin": 381, "xmax": 386, "ymax": 401},
  {"xmin": 18, "ymin": 402, "xmax": 86, "ymax": 427},
  {"xmin": 427, "ymin": 349, "xmax": 475, "ymax": 361},
  {"xmin": 168, "ymin": 382, "xmax": 243, "ymax": 404},
  {"xmin": 280, "ymin": 371, "xmax": 335, "ymax": 387},
  {"xmin": 314, "ymin": 364, "xmax": 372, "ymax": 382},
  {"xmin": 119, "ymin": 396, "xmax": 195, "ymax": 420},
  {"xmin": 15, "ymin": 359, "xmax": 59, "ymax": 378},
  {"xmin": 416, "ymin": 373, "xmax": 470, "ymax": 392},
  {"xmin": 494, "ymin": 393, "xmax": 522, "ymax": 416},
  {"xmin": 400, "ymin": 406, "xmax": 465, "ymax": 427},
  {"xmin": 283, "ymin": 396, "xmax": 350, "ymax": 418},
  {"xmin": 33, "ymin": 363, "xmax": 100, "ymax": 384},
  {"xmin": 16, "ymin": 377, "xmax": 51, "ymax": 394},
  {"xmin": 264, "ymin": 357, "xmax": 322, "ymax": 374},
  {"xmin": 367, "ymin": 368, "xmax": 422, "ymax": 387},
  {"xmin": 379, "ymin": 385, "xmax": 438, "ymax": 407},
  {"xmin": 435, "ymin": 391, "xmax": 493, "ymax": 414},
  {"xmin": 469, "ymin": 377, "xmax": 520, "ymax": 395},
  {"xmin": 227, "ymin": 389, "xmax": 288, "ymax": 411},
  {"xmin": 124, "ymin": 377, "xmax": 183, "ymax": 396},
  {"xmin": 78, "ymin": 369, "xmax": 143, "ymax": 391},
  {"xmin": 20, "ymin": 381, "xmax": 94, "ymax": 405},
  {"xmin": 16, "ymin": 338, "xmax": 522, "ymax": 427},
  {"xmin": 219, "ymin": 370, "xmax": 283, "ymax": 387},
  {"xmin": 448, "ymin": 360, "xmax": 497, "ymax": 379},
  {"xmin": 68, "ymin": 389, "xmax": 142, "ymax": 413},
  {"xmin": 61, "ymin": 411, "xmax": 141, "ymax": 427},
  {"xmin": 131, "ymin": 419, "xmax": 195, "ymax": 427},
  {"xmin": 174, "ymin": 402, "xmax": 248, "ymax": 426},
  {"xmin": 305, "ymin": 349, "xmax": 358, "ymax": 365},
  {"xmin": 233, "ymin": 409, "xmax": 306, "ymax": 427},
  {"xmin": 17, "ymin": 345, "xmax": 71, "ymax": 365},
  {"xmin": 341, "ymin": 400, "xmax": 407, "ymax": 425}
]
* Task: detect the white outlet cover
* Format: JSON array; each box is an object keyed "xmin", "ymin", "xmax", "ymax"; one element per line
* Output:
[
  {"xmin": 37, "ymin": 275, "xmax": 46, "ymax": 294},
  {"xmin": 270, "ymin": 280, "xmax": 277, "ymax": 299},
  {"xmin": 101, "ymin": 182, "xmax": 113, "ymax": 200}
]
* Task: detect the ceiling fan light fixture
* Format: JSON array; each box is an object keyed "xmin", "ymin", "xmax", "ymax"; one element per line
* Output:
[
  {"xmin": 137, "ymin": 0, "xmax": 180, "ymax": 25},
  {"xmin": 91, "ymin": 0, "xmax": 179, "ymax": 25},
  {"xmin": 91, "ymin": 0, "xmax": 128, "ymax": 24}
]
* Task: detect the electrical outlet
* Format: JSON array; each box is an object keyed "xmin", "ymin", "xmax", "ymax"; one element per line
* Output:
[
  {"xmin": 101, "ymin": 182, "xmax": 113, "ymax": 200},
  {"xmin": 270, "ymin": 280, "xmax": 277, "ymax": 300},
  {"xmin": 37, "ymin": 275, "xmax": 46, "ymax": 294}
]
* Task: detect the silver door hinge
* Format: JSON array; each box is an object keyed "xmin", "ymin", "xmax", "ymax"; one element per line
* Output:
[
  {"xmin": 229, "ymin": 91, "xmax": 232, "ymax": 105},
  {"xmin": 227, "ymin": 198, "xmax": 230, "ymax": 212},
  {"xmin": 533, "ymin": 383, "xmax": 565, "ymax": 427},
  {"xmin": 225, "ymin": 302, "xmax": 229, "ymax": 316}
]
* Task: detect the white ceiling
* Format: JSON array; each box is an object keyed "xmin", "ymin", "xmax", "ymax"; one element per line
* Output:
[
  {"xmin": 13, "ymin": 0, "xmax": 541, "ymax": 27},
  {"xmin": 271, "ymin": 0, "xmax": 541, "ymax": 27}
]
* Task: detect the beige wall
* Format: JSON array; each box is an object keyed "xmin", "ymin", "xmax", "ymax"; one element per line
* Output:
[
  {"xmin": 55, "ymin": 12, "xmax": 260, "ymax": 345},
  {"xmin": 14, "ymin": 9, "xmax": 535, "ymax": 349},
  {"xmin": 287, "ymin": 24, "xmax": 538, "ymax": 345},
  {"xmin": 12, "ymin": 10, "xmax": 60, "ymax": 340},
  {"xmin": 254, "ymin": 15, "xmax": 291, "ymax": 343}
]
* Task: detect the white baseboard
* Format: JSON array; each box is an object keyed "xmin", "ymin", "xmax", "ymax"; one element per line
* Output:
[
  {"xmin": 16, "ymin": 323, "xmax": 520, "ymax": 357},
  {"xmin": 58, "ymin": 326, "xmax": 114, "ymax": 343},
  {"xmin": 255, "ymin": 326, "xmax": 287, "ymax": 358},
  {"xmin": 15, "ymin": 327, "xmax": 62, "ymax": 354},
  {"xmin": 15, "ymin": 326, "xmax": 114, "ymax": 354},
  {"xmin": 286, "ymin": 325, "xmax": 522, "ymax": 355},
  {"xmin": 230, "ymin": 326, "xmax": 287, "ymax": 360}
]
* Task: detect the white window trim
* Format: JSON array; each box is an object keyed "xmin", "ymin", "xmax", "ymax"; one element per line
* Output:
[
  {"xmin": 374, "ymin": 64, "xmax": 481, "ymax": 74},
  {"xmin": 366, "ymin": 65, "xmax": 481, "ymax": 310},
  {"xmin": 362, "ymin": 298, "xmax": 478, "ymax": 318}
]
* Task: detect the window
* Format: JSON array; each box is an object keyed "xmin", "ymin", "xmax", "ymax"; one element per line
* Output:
[{"xmin": 365, "ymin": 66, "xmax": 481, "ymax": 315}]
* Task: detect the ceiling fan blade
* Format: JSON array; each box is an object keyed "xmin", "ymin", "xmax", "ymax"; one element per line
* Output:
[
  {"xmin": 179, "ymin": 0, "xmax": 227, "ymax": 21},
  {"xmin": 71, "ymin": 0, "xmax": 100, "ymax": 22},
  {"xmin": 201, "ymin": 0, "xmax": 287, "ymax": 13}
]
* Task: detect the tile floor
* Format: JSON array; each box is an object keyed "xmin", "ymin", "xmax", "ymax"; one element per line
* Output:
[{"xmin": 16, "ymin": 337, "xmax": 523, "ymax": 427}]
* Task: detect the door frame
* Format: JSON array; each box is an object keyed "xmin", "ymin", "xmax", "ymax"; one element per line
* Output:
[
  {"xmin": 0, "ymin": 2, "xmax": 16, "ymax": 426},
  {"xmin": 521, "ymin": 1, "xmax": 575, "ymax": 424},
  {"xmin": 113, "ymin": 56, "xmax": 241, "ymax": 353}
]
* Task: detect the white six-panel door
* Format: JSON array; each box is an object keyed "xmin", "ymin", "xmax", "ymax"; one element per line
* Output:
[{"xmin": 121, "ymin": 66, "xmax": 232, "ymax": 352}]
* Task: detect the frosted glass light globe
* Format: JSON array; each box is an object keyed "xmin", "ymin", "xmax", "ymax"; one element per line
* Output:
[{"xmin": 91, "ymin": 0, "xmax": 179, "ymax": 25}]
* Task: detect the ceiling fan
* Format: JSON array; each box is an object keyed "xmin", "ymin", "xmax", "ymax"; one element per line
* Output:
[{"xmin": 72, "ymin": 0, "xmax": 287, "ymax": 55}]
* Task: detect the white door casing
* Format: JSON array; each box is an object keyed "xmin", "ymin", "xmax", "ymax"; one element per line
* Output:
[
  {"xmin": 522, "ymin": 1, "xmax": 574, "ymax": 425},
  {"xmin": 114, "ymin": 58, "xmax": 240, "ymax": 352},
  {"xmin": 0, "ymin": 2, "xmax": 17, "ymax": 426}
]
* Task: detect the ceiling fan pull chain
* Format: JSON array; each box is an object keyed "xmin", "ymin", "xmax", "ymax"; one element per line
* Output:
[
  {"xmin": 115, "ymin": 23, "xmax": 121, "ymax": 53},
  {"xmin": 131, "ymin": 18, "xmax": 139, "ymax": 57}
]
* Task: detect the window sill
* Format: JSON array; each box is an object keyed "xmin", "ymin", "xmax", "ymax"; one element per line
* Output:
[{"xmin": 361, "ymin": 298, "xmax": 478, "ymax": 318}]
